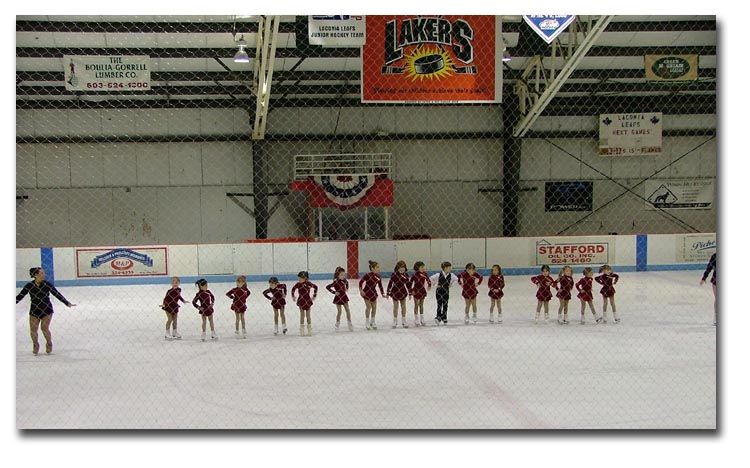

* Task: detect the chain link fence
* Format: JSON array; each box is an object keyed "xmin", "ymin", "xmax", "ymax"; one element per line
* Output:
[{"xmin": 15, "ymin": 15, "xmax": 716, "ymax": 429}]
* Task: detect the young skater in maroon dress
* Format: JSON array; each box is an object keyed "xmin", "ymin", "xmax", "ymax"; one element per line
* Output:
[
  {"xmin": 226, "ymin": 275, "xmax": 250, "ymax": 338},
  {"xmin": 359, "ymin": 260, "xmax": 386, "ymax": 330},
  {"xmin": 576, "ymin": 267, "xmax": 601, "ymax": 324},
  {"xmin": 556, "ymin": 265, "xmax": 574, "ymax": 325},
  {"xmin": 263, "ymin": 277, "xmax": 287, "ymax": 335},
  {"xmin": 292, "ymin": 271, "xmax": 318, "ymax": 336},
  {"xmin": 700, "ymin": 252, "xmax": 717, "ymax": 325},
  {"xmin": 16, "ymin": 267, "xmax": 76, "ymax": 355},
  {"xmin": 487, "ymin": 265, "xmax": 505, "ymax": 324},
  {"xmin": 531, "ymin": 265, "xmax": 557, "ymax": 324},
  {"xmin": 595, "ymin": 265, "xmax": 620, "ymax": 323},
  {"xmin": 410, "ymin": 261, "xmax": 431, "ymax": 327},
  {"xmin": 387, "ymin": 260, "xmax": 411, "ymax": 328},
  {"xmin": 326, "ymin": 266, "xmax": 353, "ymax": 331},
  {"xmin": 192, "ymin": 278, "xmax": 217, "ymax": 341},
  {"xmin": 458, "ymin": 262, "xmax": 484, "ymax": 324},
  {"xmin": 160, "ymin": 276, "xmax": 187, "ymax": 340}
]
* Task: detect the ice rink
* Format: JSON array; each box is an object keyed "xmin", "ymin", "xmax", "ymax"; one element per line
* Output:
[{"xmin": 15, "ymin": 270, "xmax": 716, "ymax": 429}]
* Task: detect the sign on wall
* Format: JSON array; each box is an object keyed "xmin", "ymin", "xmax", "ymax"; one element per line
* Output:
[
  {"xmin": 535, "ymin": 237, "xmax": 614, "ymax": 266},
  {"xmin": 645, "ymin": 55, "xmax": 698, "ymax": 81},
  {"xmin": 545, "ymin": 181, "xmax": 593, "ymax": 212},
  {"xmin": 522, "ymin": 15, "xmax": 576, "ymax": 44},
  {"xmin": 308, "ymin": 15, "xmax": 366, "ymax": 46},
  {"xmin": 599, "ymin": 112, "xmax": 663, "ymax": 156},
  {"xmin": 676, "ymin": 233, "xmax": 716, "ymax": 263},
  {"xmin": 76, "ymin": 247, "xmax": 168, "ymax": 278},
  {"xmin": 361, "ymin": 15, "xmax": 502, "ymax": 103},
  {"xmin": 645, "ymin": 179, "xmax": 714, "ymax": 210},
  {"xmin": 63, "ymin": 55, "xmax": 151, "ymax": 91}
]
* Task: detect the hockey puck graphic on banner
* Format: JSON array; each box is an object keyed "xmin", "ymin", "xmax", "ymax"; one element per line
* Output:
[{"xmin": 414, "ymin": 54, "xmax": 445, "ymax": 74}]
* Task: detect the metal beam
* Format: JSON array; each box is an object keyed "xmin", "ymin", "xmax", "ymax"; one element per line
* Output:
[
  {"xmin": 14, "ymin": 45, "xmax": 715, "ymax": 59},
  {"xmin": 251, "ymin": 15, "xmax": 280, "ymax": 140},
  {"xmin": 15, "ymin": 81, "xmax": 716, "ymax": 97},
  {"xmin": 16, "ymin": 68, "xmax": 717, "ymax": 84},
  {"xmin": 514, "ymin": 16, "xmax": 615, "ymax": 137},
  {"xmin": 16, "ymin": 19, "xmax": 715, "ymax": 34},
  {"xmin": 16, "ymin": 94, "xmax": 717, "ymax": 114},
  {"xmin": 16, "ymin": 20, "xmax": 298, "ymax": 34}
]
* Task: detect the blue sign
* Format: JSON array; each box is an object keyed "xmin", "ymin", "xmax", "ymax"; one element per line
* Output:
[
  {"xmin": 522, "ymin": 15, "xmax": 576, "ymax": 44},
  {"xmin": 90, "ymin": 248, "xmax": 154, "ymax": 269}
]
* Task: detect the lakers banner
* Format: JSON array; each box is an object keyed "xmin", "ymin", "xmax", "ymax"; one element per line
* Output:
[
  {"xmin": 362, "ymin": 15, "xmax": 502, "ymax": 103},
  {"xmin": 645, "ymin": 55, "xmax": 698, "ymax": 81}
]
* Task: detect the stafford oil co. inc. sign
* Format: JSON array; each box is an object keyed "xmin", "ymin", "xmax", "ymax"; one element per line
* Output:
[{"xmin": 535, "ymin": 238, "xmax": 612, "ymax": 266}]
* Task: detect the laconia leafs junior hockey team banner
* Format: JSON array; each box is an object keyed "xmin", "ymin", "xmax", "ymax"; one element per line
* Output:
[
  {"xmin": 361, "ymin": 15, "xmax": 502, "ymax": 103},
  {"xmin": 76, "ymin": 247, "xmax": 168, "ymax": 278},
  {"xmin": 290, "ymin": 176, "xmax": 394, "ymax": 210}
]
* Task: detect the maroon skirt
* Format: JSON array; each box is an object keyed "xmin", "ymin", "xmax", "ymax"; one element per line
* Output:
[
  {"xmin": 536, "ymin": 289, "xmax": 553, "ymax": 302},
  {"xmin": 488, "ymin": 289, "xmax": 504, "ymax": 299},
  {"xmin": 577, "ymin": 290, "xmax": 593, "ymax": 302}
]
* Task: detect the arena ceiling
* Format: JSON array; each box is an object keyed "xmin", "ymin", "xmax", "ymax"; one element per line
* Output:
[{"xmin": 15, "ymin": 15, "xmax": 717, "ymax": 116}]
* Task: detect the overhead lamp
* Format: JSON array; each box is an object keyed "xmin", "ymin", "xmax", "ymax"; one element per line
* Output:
[
  {"xmin": 233, "ymin": 34, "xmax": 250, "ymax": 63},
  {"xmin": 501, "ymin": 47, "xmax": 512, "ymax": 62}
]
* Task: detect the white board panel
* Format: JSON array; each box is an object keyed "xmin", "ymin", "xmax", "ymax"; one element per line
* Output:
[{"xmin": 197, "ymin": 244, "xmax": 233, "ymax": 275}]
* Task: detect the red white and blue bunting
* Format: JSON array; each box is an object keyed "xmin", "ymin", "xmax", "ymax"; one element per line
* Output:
[{"xmin": 313, "ymin": 175, "xmax": 376, "ymax": 206}]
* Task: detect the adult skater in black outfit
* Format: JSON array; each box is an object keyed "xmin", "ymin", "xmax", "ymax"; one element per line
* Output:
[
  {"xmin": 16, "ymin": 267, "xmax": 76, "ymax": 355},
  {"xmin": 700, "ymin": 252, "xmax": 717, "ymax": 326}
]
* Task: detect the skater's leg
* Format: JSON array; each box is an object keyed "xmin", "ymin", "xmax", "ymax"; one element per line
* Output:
[
  {"xmin": 29, "ymin": 315, "xmax": 40, "ymax": 352},
  {"xmin": 40, "ymin": 314, "xmax": 52, "ymax": 348},
  {"xmin": 393, "ymin": 299, "xmax": 399, "ymax": 319},
  {"xmin": 208, "ymin": 315, "xmax": 215, "ymax": 332},
  {"xmin": 299, "ymin": 307, "xmax": 305, "ymax": 325},
  {"xmin": 201, "ymin": 315, "xmax": 207, "ymax": 332},
  {"xmin": 400, "ymin": 300, "xmax": 407, "ymax": 319},
  {"xmin": 240, "ymin": 312, "xmax": 246, "ymax": 331},
  {"xmin": 364, "ymin": 300, "xmax": 371, "ymax": 321},
  {"xmin": 280, "ymin": 308, "xmax": 286, "ymax": 327},
  {"xmin": 172, "ymin": 313, "xmax": 179, "ymax": 332},
  {"xmin": 344, "ymin": 303, "xmax": 352, "ymax": 322},
  {"xmin": 336, "ymin": 304, "xmax": 343, "ymax": 323},
  {"xmin": 165, "ymin": 311, "xmax": 173, "ymax": 332},
  {"xmin": 235, "ymin": 312, "xmax": 240, "ymax": 332},
  {"xmin": 305, "ymin": 309, "xmax": 311, "ymax": 326}
]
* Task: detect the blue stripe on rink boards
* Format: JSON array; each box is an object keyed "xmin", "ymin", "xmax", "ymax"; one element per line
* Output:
[
  {"xmin": 40, "ymin": 247, "xmax": 55, "ymax": 283},
  {"xmin": 636, "ymin": 235, "xmax": 648, "ymax": 272}
]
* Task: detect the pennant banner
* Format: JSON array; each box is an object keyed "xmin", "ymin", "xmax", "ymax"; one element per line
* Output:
[{"xmin": 522, "ymin": 15, "xmax": 576, "ymax": 44}]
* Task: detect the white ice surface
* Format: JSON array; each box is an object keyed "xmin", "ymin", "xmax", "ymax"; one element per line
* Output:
[{"xmin": 15, "ymin": 271, "xmax": 716, "ymax": 429}]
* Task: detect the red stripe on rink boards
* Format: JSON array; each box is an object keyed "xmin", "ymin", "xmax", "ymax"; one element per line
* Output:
[{"xmin": 347, "ymin": 241, "xmax": 359, "ymax": 279}]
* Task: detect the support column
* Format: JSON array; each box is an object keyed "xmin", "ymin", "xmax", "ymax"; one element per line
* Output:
[
  {"xmin": 253, "ymin": 140, "xmax": 269, "ymax": 239},
  {"xmin": 502, "ymin": 97, "xmax": 522, "ymax": 237}
]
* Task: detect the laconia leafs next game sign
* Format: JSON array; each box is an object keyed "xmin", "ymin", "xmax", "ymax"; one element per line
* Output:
[{"xmin": 361, "ymin": 16, "xmax": 502, "ymax": 103}]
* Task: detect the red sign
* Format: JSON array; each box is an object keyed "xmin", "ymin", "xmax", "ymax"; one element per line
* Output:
[{"xmin": 362, "ymin": 15, "xmax": 502, "ymax": 103}]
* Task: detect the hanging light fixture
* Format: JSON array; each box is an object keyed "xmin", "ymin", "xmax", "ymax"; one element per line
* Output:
[
  {"xmin": 501, "ymin": 46, "xmax": 512, "ymax": 62},
  {"xmin": 233, "ymin": 34, "xmax": 250, "ymax": 63}
]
